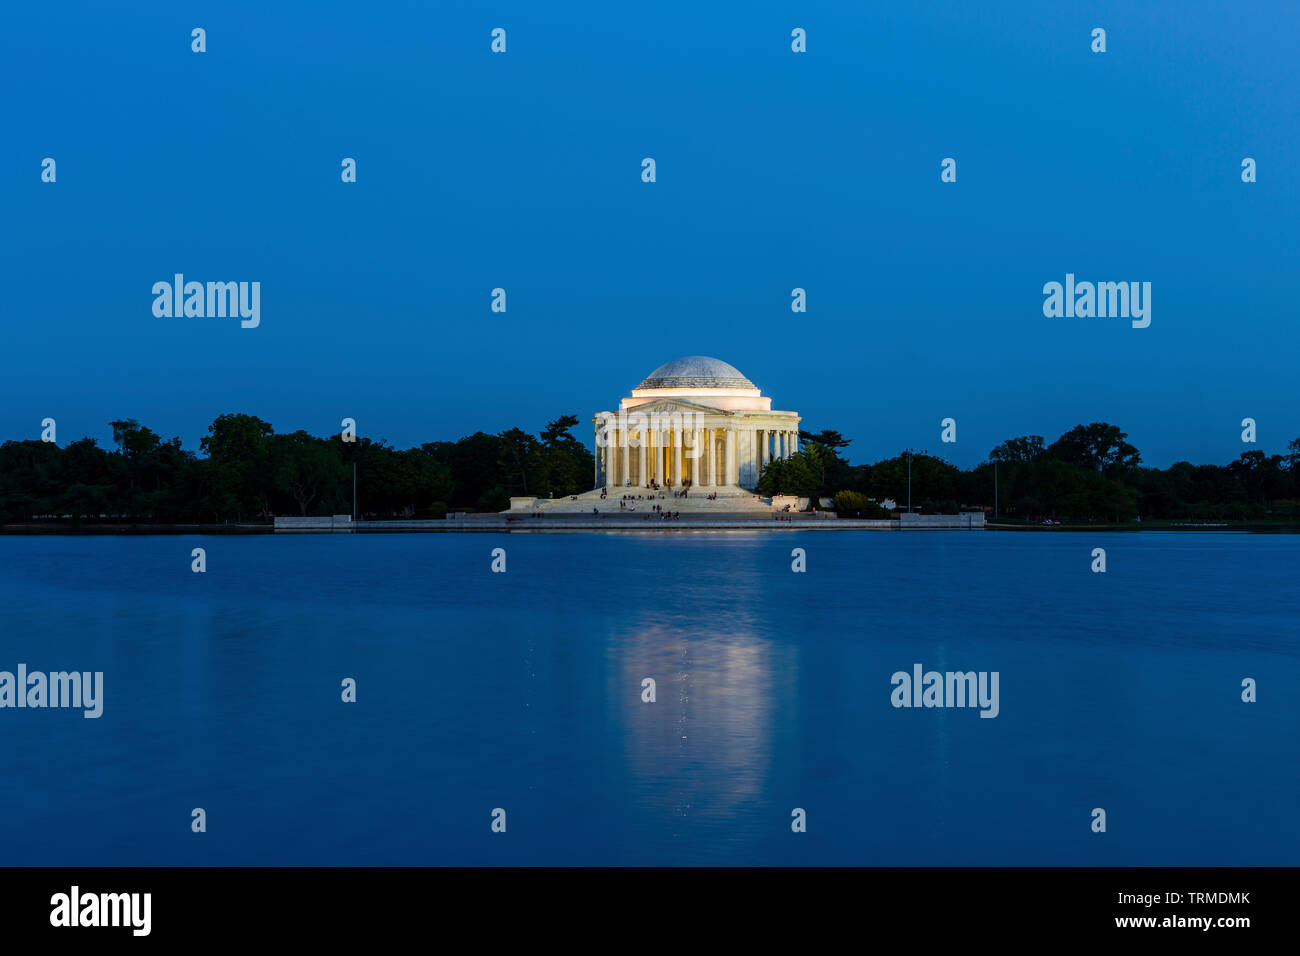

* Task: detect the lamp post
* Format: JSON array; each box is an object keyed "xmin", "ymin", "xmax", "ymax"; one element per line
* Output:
[{"xmin": 906, "ymin": 448, "xmax": 912, "ymax": 514}]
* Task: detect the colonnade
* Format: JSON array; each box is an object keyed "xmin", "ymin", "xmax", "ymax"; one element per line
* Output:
[{"xmin": 597, "ymin": 423, "xmax": 799, "ymax": 488}]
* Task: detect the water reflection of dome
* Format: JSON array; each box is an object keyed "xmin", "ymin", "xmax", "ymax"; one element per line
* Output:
[{"xmin": 616, "ymin": 623, "xmax": 783, "ymax": 856}]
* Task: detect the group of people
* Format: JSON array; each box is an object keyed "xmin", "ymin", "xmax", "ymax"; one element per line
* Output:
[{"xmin": 591, "ymin": 480, "xmax": 716, "ymax": 515}]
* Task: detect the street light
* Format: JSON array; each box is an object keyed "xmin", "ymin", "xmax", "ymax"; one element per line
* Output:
[
  {"xmin": 904, "ymin": 448, "xmax": 913, "ymax": 514},
  {"xmin": 903, "ymin": 448, "xmax": 929, "ymax": 514}
]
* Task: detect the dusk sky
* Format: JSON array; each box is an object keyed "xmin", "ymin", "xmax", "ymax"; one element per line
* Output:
[{"xmin": 3, "ymin": 1, "xmax": 1297, "ymax": 468}]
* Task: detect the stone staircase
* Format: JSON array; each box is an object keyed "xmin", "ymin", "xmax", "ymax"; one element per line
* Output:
[{"xmin": 509, "ymin": 485, "xmax": 789, "ymax": 515}]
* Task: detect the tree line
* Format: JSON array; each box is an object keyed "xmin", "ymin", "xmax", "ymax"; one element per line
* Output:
[
  {"xmin": 2, "ymin": 416, "xmax": 1297, "ymax": 525},
  {"xmin": 761, "ymin": 423, "xmax": 1300, "ymax": 523},
  {"xmin": 0, "ymin": 414, "xmax": 593, "ymax": 523}
]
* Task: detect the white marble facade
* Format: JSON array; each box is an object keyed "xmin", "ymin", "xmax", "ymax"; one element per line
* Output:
[{"xmin": 592, "ymin": 356, "xmax": 801, "ymax": 491}]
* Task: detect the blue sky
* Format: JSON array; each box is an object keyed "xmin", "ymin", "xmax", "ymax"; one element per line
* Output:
[{"xmin": 3, "ymin": 1, "xmax": 1297, "ymax": 468}]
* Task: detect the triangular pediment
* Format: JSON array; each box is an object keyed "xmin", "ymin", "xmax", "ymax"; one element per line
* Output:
[{"xmin": 624, "ymin": 398, "xmax": 729, "ymax": 416}]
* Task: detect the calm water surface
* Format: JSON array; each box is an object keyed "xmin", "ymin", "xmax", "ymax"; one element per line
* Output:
[{"xmin": 0, "ymin": 531, "xmax": 1296, "ymax": 865}]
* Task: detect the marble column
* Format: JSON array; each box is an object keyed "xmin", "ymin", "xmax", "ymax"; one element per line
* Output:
[
  {"xmin": 725, "ymin": 428, "xmax": 736, "ymax": 485},
  {"xmin": 638, "ymin": 430, "xmax": 647, "ymax": 485},
  {"xmin": 672, "ymin": 428, "xmax": 682, "ymax": 486},
  {"xmin": 603, "ymin": 425, "xmax": 612, "ymax": 488},
  {"xmin": 621, "ymin": 429, "xmax": 630, "ymax": 486}
]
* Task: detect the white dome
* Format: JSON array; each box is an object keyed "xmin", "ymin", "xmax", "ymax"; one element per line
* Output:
[{"xmin": 636, "ymin": 356, "xmax": 756, "ymax": 391}]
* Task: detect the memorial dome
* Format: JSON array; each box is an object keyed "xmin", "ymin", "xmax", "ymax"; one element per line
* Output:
[{"xmin": 635, "ymin": 356, "xmax": 757, "ymax": 391}]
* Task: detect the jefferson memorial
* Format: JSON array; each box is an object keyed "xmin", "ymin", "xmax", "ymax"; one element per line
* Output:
[{"xmin": 593, "ymin": 356, "xmax": 801, "ymax": 491}]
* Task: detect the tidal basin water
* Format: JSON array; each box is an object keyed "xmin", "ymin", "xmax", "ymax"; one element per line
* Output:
[{"xmin": 0, "ymin": 532, "xmax": 1296, "ymax": 866}]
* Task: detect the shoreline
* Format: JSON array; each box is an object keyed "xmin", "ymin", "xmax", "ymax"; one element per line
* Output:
[{"xmin": 3, "ymin": 518, "xmax": 1298, "ymax": 535}]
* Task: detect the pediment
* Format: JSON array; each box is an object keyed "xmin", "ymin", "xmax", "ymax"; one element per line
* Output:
[{"xmin": 625, "ymin": 398, "xmax": 728, "ymax": 416}]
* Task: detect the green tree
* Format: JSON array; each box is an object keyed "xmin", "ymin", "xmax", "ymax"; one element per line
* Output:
[
  {"xmin": 538, "ymin": 414, "xmax": 591, "ymax": 497},
  {"xmin": 799, "ymin": 429, "xmax": 851, "ymax": 451},
  {"xmin": 498, "ymin": 428, "xmax": 540, "ymax": 497},
  {"xmin": 989, "ymin": 435, "xmax": 1045, "ymax": 462},
  {"xmin": 1047, "ymin": 423, "xmax": 1140, "ymax": 476},
  {"xmin": 200, "ymin": 413, "xmax": 275, "ymax": 519},
  {"xmin": 758, "ymin": 451, "xmax": 818, "ymax": 497},
  {"xmin": 795, "ymin": 429, "xmax": 854, "ymax": 497},
  {"xmin": 869, "ymin": 452, "xmax": 960, "ymax": 510},
  {"xmin": 272, "ymin": 431, "xmax": 345, "ymax": 516},
  {"xmin": 832, "ymin": 490, "xmax": 888, "ymax": 518}
]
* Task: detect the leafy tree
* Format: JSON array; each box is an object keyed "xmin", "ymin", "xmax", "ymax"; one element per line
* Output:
[
  {"xmin": 989, "ymin": 435, "xmax": 1044, "ymax": 462},
  {"xmin": 110, "ymin": 419, "xmax": 191, "ymax": 518},
  {"xmin": 869, "ymin": 452, "xmax": 960, "ymax": 509},
  {"xmin": 547, "ymin": 417, "xmax": 592, "ymax": 496},
  {"xmin": 1228, "ymin": 450, "xmax": 1287, "ymax": 508},
  {"xmin": 200, "ymin": 414, "xmax": 275, "ymax": 519},
  {"xmin": 757, "ymin": 457, "xmax": 784, "ymax": 495},
  {"xmin": 799, "ymin": 429, "xmax": 850, "ymax": 451},
  {"xmin": 541, "ymin": 415, "xmax": 580, "ymax": 446},
  {"xmin": 794, "ymin": 428, "xmax": 855, "ymax": 497},
  {"xmin": 1047, "ymin": 423, "xmax": 1140, "ymax": 476},
  {"xmin": 61, "ymin": 438, "xmax": 115, "ymax": 518},
  {"xmin": 832, "ymin": 490, "xmax": 888, "ymax": 518},
  {"xmin": 758, "ymin": 451, "xmax": 818, "ymax": 498},
  {"xmin": 0, "ymin": 440, "xmax": 64, "ymax": 519},
  {"xmin": 498, "ymin": 428, "xmax": 539, "ymax": 497},
  {"xmin": 272, "ymin": 431, "xmax": 345, "ymax": 516}
]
